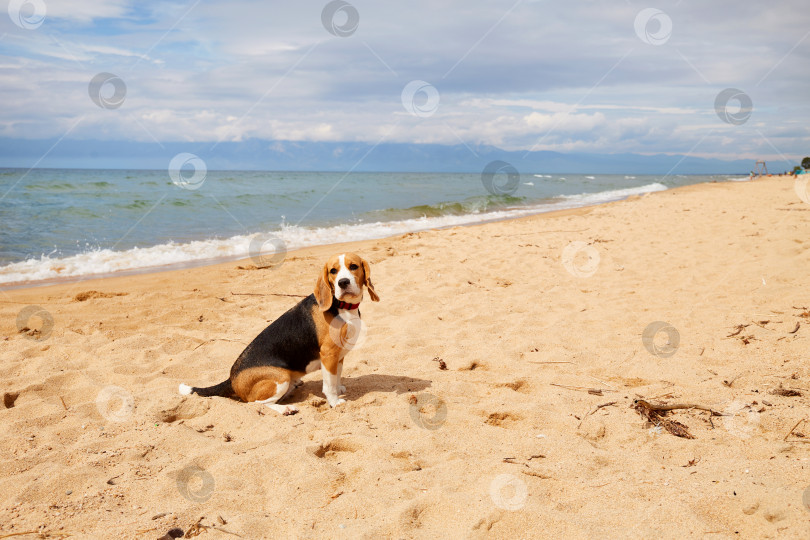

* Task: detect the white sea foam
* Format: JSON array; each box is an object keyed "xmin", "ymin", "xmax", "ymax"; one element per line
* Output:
[
  {"xmin": 0, "ymin": 183, "xmax": 669, "ymax": 286},
  {"xmin": 558, "ymin": 182, "xmax": 667, "ymax": 203}
]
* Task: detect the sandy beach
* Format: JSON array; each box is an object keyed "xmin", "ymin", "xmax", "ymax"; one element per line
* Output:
[{"xmin": 1, "ymin": 174, "xmax": 808, "ymax": 539}]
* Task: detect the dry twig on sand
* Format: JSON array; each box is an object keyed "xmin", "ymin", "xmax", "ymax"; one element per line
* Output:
[
  {"xmin": 726, "ymin": 324, "xmax": 749, "ymax": 337},
  {"xmin": 752, "ymin": 319, "xmax": 779, "ymax": 330},
  {"xmin": 722, "ymin": 374, "xmax": 741, "ymax": 388},
  {"xmin": 631, "ymin": 399, "xmax": 728, "ymax": 439},
  {"xmin": 551, "ymin": 383, "xmax": 615, "ymax": 395},
  {"xmin": 633, "ymin": 399, "xmax": 726, "ymax": 416},
  {"xmin": 193, "ymin": 338, "xmax": 244, "ymax": 351},
  {"xmin": 784, "ymin": 418, "xmax": 808, "ymax": 442},
  {"xmin": 788, "ymin": 321, "xmax": 800, "ymax": 333},
  {"xmin": 578, "ymin": 401, "xmax": 618, "ymax": 428}
]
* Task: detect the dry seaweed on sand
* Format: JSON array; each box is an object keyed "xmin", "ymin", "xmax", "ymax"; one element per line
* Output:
[
  {"xmin": 769, "ymin": 386, "xmax": 803, "ymax": 397},
  {"xmin": 726, "ymin": 323, "xmax": 749, "ymax": 337},
  {"xmin": 181, "ymin": 516, "xmax": 241, "ymax": 538},
  {"xmin": 632, "ymin": 400, "xmax": 696, "ymax": 439},
  {"xmin": 185, "ymin": 517, "xmax": 208, "ymax": 537},
  {"xmin": 432, "ymin": 357, "xmax": 448, "ymax": 370}
]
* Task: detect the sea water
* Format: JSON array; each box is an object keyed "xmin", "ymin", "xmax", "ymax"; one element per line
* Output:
[{"xmin": 0, "ymin": 169, "xmax": 748, "ymax": 287}]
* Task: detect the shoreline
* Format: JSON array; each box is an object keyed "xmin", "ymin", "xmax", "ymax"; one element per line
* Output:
[{"xmin": 0, "ymin": 175, "xmax": 745, "ymax": 292}]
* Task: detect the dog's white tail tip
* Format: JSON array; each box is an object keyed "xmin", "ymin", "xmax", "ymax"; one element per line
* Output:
[{"xmin": 178, "ymin": 383, "xmax": 193, "ymax": 396}]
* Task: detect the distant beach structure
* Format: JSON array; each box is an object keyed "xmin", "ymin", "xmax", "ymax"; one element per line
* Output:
[{"xmin": 753, "ymin": 160, "xmax": 768, "ymax": 177}]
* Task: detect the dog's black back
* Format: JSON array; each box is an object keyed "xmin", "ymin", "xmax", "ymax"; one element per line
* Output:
[{"xmin": 229, "ymin": 294, "xmax": 325, "ymax": 376}]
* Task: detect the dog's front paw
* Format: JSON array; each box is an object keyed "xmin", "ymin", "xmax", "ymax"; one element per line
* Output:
[{"xmin": 328, "ymin": 397, "xmax": 346, "ymax": 408}]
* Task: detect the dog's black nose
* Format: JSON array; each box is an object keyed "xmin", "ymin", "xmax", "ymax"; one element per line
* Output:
[{"xmin": 337, "ymin": 278, "xmax": 350, "ymax": 289}]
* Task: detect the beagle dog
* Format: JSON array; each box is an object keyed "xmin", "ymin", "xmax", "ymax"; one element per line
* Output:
[{"xmin": 179, "ymin": 253, "xmax": 379, "ymax": 414}]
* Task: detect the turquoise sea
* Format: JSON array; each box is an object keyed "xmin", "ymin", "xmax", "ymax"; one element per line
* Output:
[{"xmin": 0, "ymin": 168, "xmax": 749, "ymax": 287}]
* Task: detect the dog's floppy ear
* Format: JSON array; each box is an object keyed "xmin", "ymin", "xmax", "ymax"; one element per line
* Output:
[
  {"xmin": 362, "ymin": 258, "xmax": 380, "ymax": 302},
  {"xmin": 314, "ymin": 263, "xmax": 334, "ymax": 311}
]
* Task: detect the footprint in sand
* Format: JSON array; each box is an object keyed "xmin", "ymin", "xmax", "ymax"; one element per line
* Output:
[
  {"xmin": 306, "ymin": 438, "xmax": 360, "ymax": 460},
  {"xmin": 484, "ymin": 411, "xmax": 522, "ymax": 428},
  {"xmin": 155, "ymin": 397, "xmax": 210, "ymax": 423},
  {"xmin": 2, "ymin": 391, "xmax": 19, "ymax": 409}
]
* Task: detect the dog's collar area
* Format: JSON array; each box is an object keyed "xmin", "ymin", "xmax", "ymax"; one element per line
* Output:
[{"xmin": 334, "ymin": 298, "xmax": 360, "ymax": 310}]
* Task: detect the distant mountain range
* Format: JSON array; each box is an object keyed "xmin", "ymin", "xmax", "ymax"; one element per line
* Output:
[{"xmin": 0, "ymin": 137, "xmax": 755, "ymax": 174}]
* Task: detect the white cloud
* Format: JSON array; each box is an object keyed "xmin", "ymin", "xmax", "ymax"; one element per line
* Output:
[
  {"xmin": 0, "ymin": 0, "xmax": 808, "ymax": 160},
  {"xmin": 44, "ymin": 0, "xmax": 131, "ymax": 23},
  {"xmin": 76, "ymin": 43, "xmax": 150, "ymax": 59},
  {"xmin": 524, "ymin": 111, "xmax": 606, "ymax": 132}
]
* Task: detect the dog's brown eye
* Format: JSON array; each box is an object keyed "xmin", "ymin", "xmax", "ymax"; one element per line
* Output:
[
  {"xmin": 330, "ymin": 268, "xmax": 338, "ymax": 275},
  {"xmin": 349, "ymin": 264, "xmax": 358, "ymax": 270}
]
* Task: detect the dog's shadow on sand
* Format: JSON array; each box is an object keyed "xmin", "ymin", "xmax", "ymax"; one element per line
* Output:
[{"xmin": 289, "ymin": 373, "xmax": 433, "ymax": 404}]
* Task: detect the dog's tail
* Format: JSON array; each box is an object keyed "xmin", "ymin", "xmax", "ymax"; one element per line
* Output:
[{"xmin": 178, "ymin": 379, "xmax": 233, "ymax": 398}]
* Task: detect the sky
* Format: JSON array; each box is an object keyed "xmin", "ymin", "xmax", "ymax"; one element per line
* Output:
[{"xmin": 0, "ymin": 0, "xmax": 809, "ymax": 168}]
